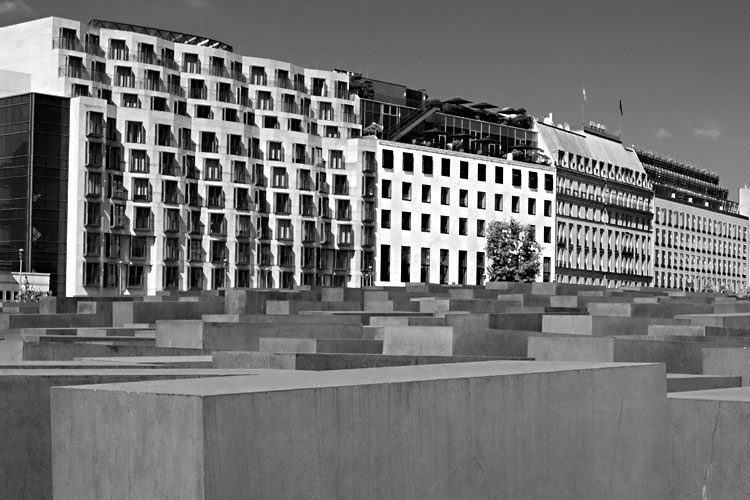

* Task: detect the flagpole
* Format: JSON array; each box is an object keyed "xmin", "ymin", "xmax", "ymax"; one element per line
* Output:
[{"xmin": 581, "ymin": 84, "xmax": 586, "ymax": 127}]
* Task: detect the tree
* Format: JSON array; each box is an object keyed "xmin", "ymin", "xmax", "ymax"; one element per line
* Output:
[
  {"xmin": 485, "ymin": 219, "xmax": 542, "ymax": 282},
  {"xmin": 17, "ymin": 277, "xmax": 43, "ymax": 302}
]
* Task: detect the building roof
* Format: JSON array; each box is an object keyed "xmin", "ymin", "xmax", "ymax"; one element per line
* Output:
[
  {"xmin": 88, "ymin": 19, "xmax": 233, "ymax": 52},
  {"xmin": 537, "ymin": 121, "xmax": 645, "ymax": 175}
]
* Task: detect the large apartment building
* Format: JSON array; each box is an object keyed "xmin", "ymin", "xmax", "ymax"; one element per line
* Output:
[
  {"xmin": 636, "ymin": 149, "xmax": 747, "ymax": 291},
  {"xmin": 0, "ymin": 17, "xmax": 365, "ymax": 295}
]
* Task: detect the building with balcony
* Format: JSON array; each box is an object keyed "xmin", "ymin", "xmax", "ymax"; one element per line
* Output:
[
  {"xmin": 636, "ymin": 149, "xmax": 747, "ymax": 292},
  {"xmin": 537, "ymin": 121, "xmax": 655, "ymax": 288},
  {"xmin": 0, "ymin": 17, "xmax": 364, "ymax": 295}
]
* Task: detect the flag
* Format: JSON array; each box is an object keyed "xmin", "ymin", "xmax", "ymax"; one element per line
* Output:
[
  {"xmin": 619, "ymin": 99, "xmax": 623, "ymax": 116},
  {"xmin": 582, "ymin": 85, "xmax": 587, "ymax": 102}
]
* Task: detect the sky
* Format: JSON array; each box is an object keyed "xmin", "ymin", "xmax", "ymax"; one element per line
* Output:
[{"xmin": 2, "ymin": 0, "xmax": 749, "ymax": 199}]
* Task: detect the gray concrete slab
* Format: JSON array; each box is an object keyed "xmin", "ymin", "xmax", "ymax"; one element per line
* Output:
[{"xmin": 51, "ymin": 361, "xmax": 666, "ymax": 500}]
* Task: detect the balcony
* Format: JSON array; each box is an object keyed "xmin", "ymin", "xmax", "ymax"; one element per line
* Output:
[
  {"xmin": 333, "ymin": 184, "xmax": 349, "ymax": 196},
  {"xmin": 335, "ymin": 88, "xmax": 352, "ymax": 100},
  {"xmin": 207, "ymin": 195, "xmax": 225, "ymax": 209},
  {"xmin": 141, "ymin": 78, "xmax": 166, "ymax": 92},
  {"xmin": 209, "ymin": 65, "xmax": 230, "ymax": 78},
  {"xmin": 134, "ymin": 214, "xmax": 154, "ymax": 232},
  {"xmin": 301, "ymin": 203, "xmax": 316, "ymax": 217},
  {"xmin": 341, "ymin": 112, "xmax": 358, "ymax": 124},
  {"xmin": 163, "ymin": 192, "xmax": 182, "ymax": 205},
  {"xmin": 208, "ymin": 221, "xmax": 228, "ymax": 237},
  {"xmin": 363, "ymin": 209, "xmax": 376, "ymax": 222},
  {"xmin": 235, "ymin": 198, "xmax": 253, "ymax": 212},
  {"xmin": 250, "ymin": 74, "xmax": 267, "ymax": 86},
  {"xmin": 280, "ymin": 102, "xmax": 299, "ymax": 114},
  {"xmin": 336, "ymin": 207, "xmax": 352, "ymax": 221}
]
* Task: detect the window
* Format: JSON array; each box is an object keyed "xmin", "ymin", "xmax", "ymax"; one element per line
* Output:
[
  {"xmin": 277, "ymin": 219, "xmax": 293, "ymax": 240},
  {"xmin": 133, "ymin": 178, "xmax": 151, "ymax": 201},
  {"xmin": 528, "ymin": 171, "xmax": 538, "ymax": 190},
  {"xmin": 152, "ymin": 96, "xmax": 167, "ymax": 112},
  {"xmin": 459, "ymin": 218, "xmax": 467, "ymax": 235},
  {"xmin": 478, "ymin": 163, "xmax": 486, "ymax": 182},
  {"xmin": 512, "ymin": 169, "xmax": 522, "ymax": 187},
  {"xmin": 122, "ymin": 93, "xmax": 139, "ymax": 108},
  {"xmin": 476, "ymin": 252, "xmax": 485, "ymax": 285},
  {"xmin": 272, "ymin": 167, "xmax": 288, "ymax": 188},
  {"xmin": 528, "ymin": 198, "xmax": 536, "ymax": 215},
  {"xmin": 84, "ymin": 262, "xmax": 100, "ymax": 286},
  {"xmin": 441, "ymin": 187, "xmax": 450, "ymax": 205},
  {"xmin": 544, "ymin": 173, "xmax": 554, "ymax": 192},
  {"xmin": 420, "ymin": 248, "xmax": 430, "ymax": 282},
  {"xmin": 205, "ymin": 159, "xmax": 222, "ymax": 181},
  {"xmin": 459, "ymin": 189, "xmax": 468, "ymax": 207},
  {"xmin": 494, "ymin": 194, "xmax": 503, "ymax": 211},
  {"xmin": 380, "ymin": 244, "xmax": 390, "ymax": 282},
  {"xmin": 329, "ymin": 150, "xmax": 344, "ymax": 169},
  {"xmin": 196, "ymin": 105, "xmax": 211, "ymax": 119},
  {"xmin": 382, "ymin": 179, "xmax": 391, "ymax": 199},
  {"xmin": 422, "ymin": 155, "xmax": 433, "ymax": 175},
  {"xmin": 268, "ymin": 141, "xmax": 283, "ymax": 161},
  {"xmin": 86, "ymin": 172, "xmax": 102, "ymax": 196},
  {"xmin": 164, "ymin": 266, "xmax": 179, "ymax": 289},
  {"xmin": 381, "ymin": 209, "xmax": 391, "ymax": 229},
  {"xmin": 402, "ymin": 182, "xmax": 412, "ymax": 201},
  {"xmin": 495, "ymin": 166, "xmax": 503, "ymax": 183},
  {"xmin": 421, "ymin": 214, "xmax": 430, "ymax": 232},
  {"xmin": 440, "ymin": 216, "xmax": 449, "ymax": 234},
  {"xmin": 403, "ymin": 152, "xmax": 414, "ymax": 172},
  {"xmin": 441, "ymin": 158, "xmax": 450, "ymax": 176},
  {"xmin": 131, "ymin": 236, "xmax": 149, "ymax": 259},
  {"xmin": 458, "ymin": 250, "xmax": 467, "ymax": 285},
  {"xmin": 512, "ymin": 196, "xmax": 520, "ymax": 213},
  {"xmin": 402, "ymin": 212, "xmax": 411, "ymax": 230},
  {"xmin": 422, "ymin": 185, "xmax": 431, "ymax": 203},
  {"xmin": 401, "ymin": 246, "xmax": 411, "ymax": 283},
  {"xmin": 440, "ymin": 249, "xmax": 449, "ymax": 284},
  {"xmin": 477, "ymin": 220, "xmax": 485, "ymax": 237},
  {"xmin": 85, "ymin": 232, "xmax": 100, "ymax": 256},
  {"xmin": 477, "ymin": 192, "xmax": 486, "ymax": 209},
  {"xmin": 126, "ymin": 121, "xmax": 145, "ymax": 143},
  {"xmin": 382, "ymin": 149, "xmax": 394, "ymax": 169},
  {"xmin": 544, "ymin": 200, "xmax": 552, "ymax": 217},
  {"xmin": 201, "ymin": 132, "xmax": 217, "ymax": 153},
  {"xmin": 128, "ymin": 265, "xmax": 144, "ymax": 288},
  {"xmin": 544, "ymin": 226, "xmax": 551, "ymax": 243},
  {"xmin": 460, "ymin": 161, "xmax": 468, "ymax": 179}
]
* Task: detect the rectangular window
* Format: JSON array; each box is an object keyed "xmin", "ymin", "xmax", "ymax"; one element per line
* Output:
[
  {"xmin": 420, "ymin": 248, "xmax": 430, "ymax": 282},
  {"xmin": 400, "ymin": 246, "xmax": 411, "ymax": 283},
  {"xmin": 544, "ymin": 200, "xmax": 552, "ymax": 217},
  {"xmin": 441, "ymin": 187, "xmax": 450, "ymax": 205},
  {"xmin": 512, "ymin": 196, "xmax": 520, "ymax": 213},
  {"xmin": 494, "ymin": 194, "xmax": 503, "ymax": 211},
  {"xmin": 382, "ymin": 149, "xmax": 394, "ymax": 169},
  {"xmin": 86, "ymin": 172, "xmax": 102, "ymax": 196},
  {"xmin": 440, "ymin": 216, "xmax": 449, "ymax": 234},
  {"xmin": 458, "ymin": 250, "xmax": 467, "ymax": 285},
  {"xmin": 477, "ymin": 219, "xmax": 485, "ymax": 237},
  {"xmin": 403, "ymin": 152, "xmax": 414, "ymax": 172},
  {"xmin": 459, "ymin": 189, "xmax": 468, "ymax": 207},
  {"xmin": 459, "ymin": 218, "xmax": 468, "ymax": 235},
  {"xmin": 440, "ymin": 249, "xmax": 449, "ymax": 284},
  {"xmin": 382, "ymin": 179, "xmax": 391, "ymax": 199},
  {"xmin": 495, "ymin": 166, "xmax": 503, "ymax": 183},
  {"xmin": 381, "ymin": 209, "xmax": 391, "ymax": 229},
  {"xmin": 478, "ymin": 163, "xmax": 486, "ymax": 182},
  {"xmin": 544, "ymin": 226, "xmax": 551, "ymax": 243},
  {"xmin": 459, "ymin": 161, "xmax": 468, "ymax": 179},
  {"xmin": 422, "ymin": 155, "xmax": 433, "ymax": 175},
  {"xmin": 529, "ymin": 171, "xmax": 538, "ymax": 190},
  {"xmin": 422, "ymin": 185, "xmax": 431, "ymax": 203},
  {"xmin": 421, "ymin": 214, "xmax": 430, "ymax": 232},
  {"xmin": 402, "ymin": 212, "xmax": 411, "ymax": 231},
  {"xmin": 544, "ymin": 173, "xmax": 554, "ymax": 192},
  {"xmin": 205, "ymin": 159, "xmax": 222, "ymax": 181},
  {"xmin": 528, "ymin": 198, "xmax": 536, "ymax": 215},
  {"xmin": 476, "ymin": 251, "xmax": 485, "ymax": 284},
  {"xmin": 441, "ymin": 158, "xmax": 450, "ymax": 176},
  {"xmin": 512, "ymin": 169, "xmax": 522, "ymax": 187},
  {"xmin": 402, "ymin": 182, "xmax": 412, "ymax": 201},
  {"xmin": 477, "ymin": 192, "xmax": 486, "ymax": 209},
  {"xmin": 380, "ymin": 244, "xmax": 390, "ymax": 282},
  {"xmin": 128, "ymin": 265, "xmax": 144, "ymax": 288}
]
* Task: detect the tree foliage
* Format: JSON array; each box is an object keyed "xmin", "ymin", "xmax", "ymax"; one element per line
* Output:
[
  {"xmin": 17, "ymin": 277, "xmax": 43, "ymax": 302},
  {"xmin": 485, "ymin": 219, "xmax": 542, "ymax": 282}
]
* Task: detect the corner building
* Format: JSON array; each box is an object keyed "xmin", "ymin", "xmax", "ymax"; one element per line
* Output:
[
  {"xmin": 537, "ymin": 122, "xmax": 655, "ymax": 287},
  {"xmin": 636, "ymin": 149, "xmax": 748, "ymax": 292},
  {"xmin": 0, "ymin": 17, "xmax": 364, "ymax": 295}
]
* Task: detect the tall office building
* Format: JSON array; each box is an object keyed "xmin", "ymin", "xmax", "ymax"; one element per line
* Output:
[
  {"xmin": 636, "ymin": 149, "xmax": 747, "ymax": 291},
  {"xmin": 0, "ymin": 93, "xmax": 69, "ymax": 294}
]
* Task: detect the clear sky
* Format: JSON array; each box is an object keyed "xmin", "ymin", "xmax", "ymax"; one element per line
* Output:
[{"xmin": 2, "ymin": 0, "xmax": 748, "ymax": 199}]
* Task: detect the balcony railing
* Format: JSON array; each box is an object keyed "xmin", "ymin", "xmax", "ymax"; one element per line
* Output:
[{"xmin": 275, "ymin": 201, "xmax": 292, "ymax": 215}]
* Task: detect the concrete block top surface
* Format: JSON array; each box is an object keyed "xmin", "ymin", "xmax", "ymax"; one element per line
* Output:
[
  {"xmin": 0, "ymin": 368, "xmax": 289, "ymax": 378},
  {"xmin": 668, "ymin": 386, "xmax": 750, "ymax": 401},
  {"xmin": 57, "ymin": 361, "xmax": 662, "ymax": 397}
]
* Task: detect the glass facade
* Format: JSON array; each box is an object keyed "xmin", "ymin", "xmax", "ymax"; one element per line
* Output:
[{"xmin": 0, "ymin": 93, "xmax": 69, "ymax": 294}]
